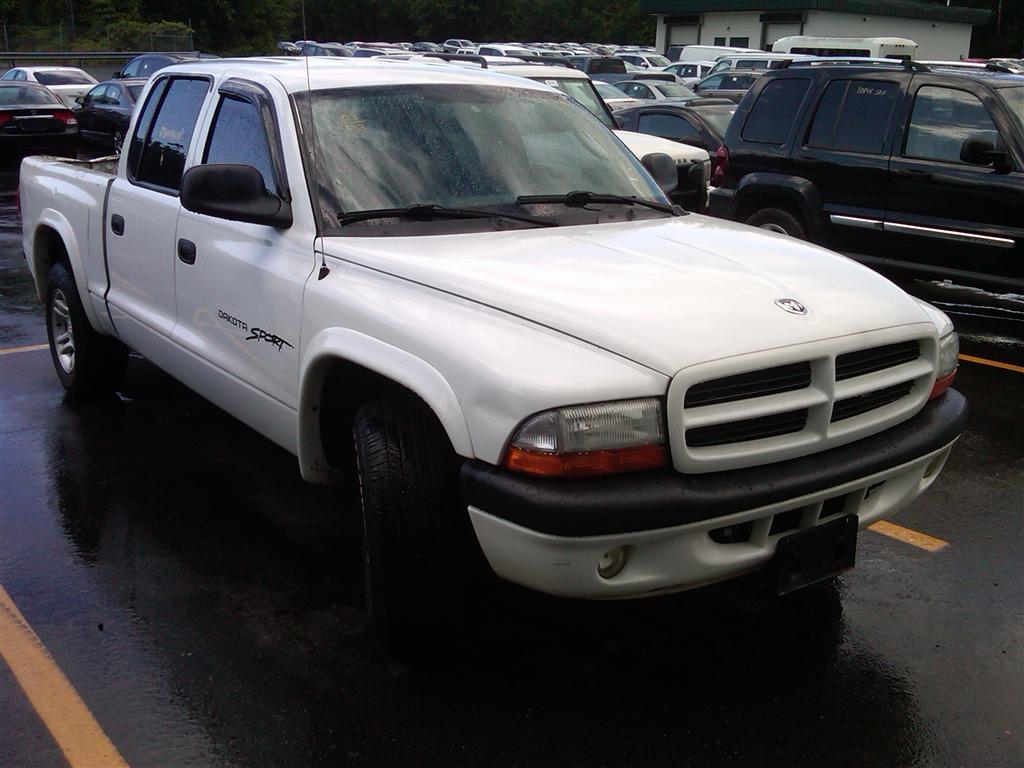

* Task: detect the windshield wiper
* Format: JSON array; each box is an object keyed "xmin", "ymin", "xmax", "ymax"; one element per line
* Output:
[
  {"xmin": 336, "ymin": 203, "xmax": 556, "ymax": 228},
  {"xmin": 516, "ymin": 191, "xmax": 681, "ymax": 215}
]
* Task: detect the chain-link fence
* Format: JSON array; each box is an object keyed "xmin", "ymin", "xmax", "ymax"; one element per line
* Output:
[{"xmin": 1, "ymin": 23, "xmax": 193, "ymax": 53}]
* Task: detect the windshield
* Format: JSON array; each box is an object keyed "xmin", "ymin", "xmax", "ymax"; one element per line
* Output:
[
  {"xmin": 304, "ymin": 84, "xmax": 662, "ymax": 231},
  {"xmin": 589, "ymin": 58, "xmax": 626, "ymax": 75},
  {"xmin": 0, "ymin": 85, "xmax": 61, "ymax": 105},
  {"xmin": 1001, "ymin": 86, "xmax": 1023, "ymax": 134},
  {"xmin": 655, "ymin": 83, "xmax": 696, "ymax": 98},
  {"xmin": 697, "ymin": 106, "xmax": 736, "ymax": 136},
  {"xmin": 35, "ymin": 71, "xmax": 94, "ymax": 86},
  {"xmin": 647, "ymin": 55, "xmax": 671, "ymax": 68},
  {"xmin": 532, "ymin": 77, "xmax": 615, "ymax": 129},
  {"xmin": 595, "ymin": 81, "xmax": 623, "ymax": 99}
]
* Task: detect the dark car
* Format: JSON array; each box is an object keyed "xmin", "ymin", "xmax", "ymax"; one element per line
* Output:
[
  {"xmin": 114, "ymin": 52, "xmax": 219, "ymax": 79},
  {"xmin": 0, "ymin": 82, "xmax": 78, "ymax": 153},
  {"xmin": 693, "ymin": 71, "xmax": 763, "ymax": 102},
  {"xmin": 74, "ymin": 78, "xmax": 146, "ymax": 151},
  {"xmin": 299, "ymin": 42, "xmax": 352, "ymax": 57},
  {"xmin": 411, "ymin": 42, "xmax": 442, "ymax": 52},
  {"xmin": 615, "ymin": 99, "xmax": 738, "ymax": 157},
  {"xmin": 709, "ymin": 61, "xmax": 1024, "ymax": 285},
  {"xmin": 565, "ymin": 55, "xmax": 631, "ymax": 83}
]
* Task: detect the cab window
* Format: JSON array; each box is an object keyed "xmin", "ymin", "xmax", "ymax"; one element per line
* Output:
[
  {"xmin": 203, "ymin": 95, "xmax": 280, "ymax": 195},
  {"xmin": 130, "ymin": 77, "xmax": 210, "ymax": 192}
]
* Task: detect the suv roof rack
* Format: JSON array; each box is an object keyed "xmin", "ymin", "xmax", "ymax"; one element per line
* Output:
[
  {"xmin": 421, "ymin": 52, "xmax": 488, "ymax": 68},
  {"xmin": 782, "ymin": 57, "xmax": 930, "ymax": 72}
]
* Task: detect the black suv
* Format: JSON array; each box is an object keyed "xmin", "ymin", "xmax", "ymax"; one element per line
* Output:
[{"xmin": 709, "ymin": 61, "xmax": 1024, "ymax": 285}]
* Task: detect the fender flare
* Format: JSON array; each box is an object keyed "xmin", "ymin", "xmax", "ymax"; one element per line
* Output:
[
  {"xmin": 297, "ymin": 328, "xmax": 475, "ymax": 484},
  {"xmin": 734, "ymin": 173, "xmax": 824, "ymax": 234},
  {"xmin": 32, "ymin": 210, "xmax": 105, "ymax": 330}
]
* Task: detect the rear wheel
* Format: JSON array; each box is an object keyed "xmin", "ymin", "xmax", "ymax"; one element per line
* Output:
[
  {"xmin": 45, "ymin": 261, "xmax": 127, "ymax": 398},
  {"xmin": 352, "ymin": 397, "xmax": 468, "ymax": 653},
  {"xmin": 745, "ymin": 207, "xmax": 806, "ymax": 240},
  {"xmin": 113, "ymin": 129, "xmax": 124, "ymax": 154}
]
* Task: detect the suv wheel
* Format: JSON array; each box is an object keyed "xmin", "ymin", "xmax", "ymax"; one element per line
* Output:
[
  {"xmin": 745, "ymin": 208, "xmax": 806, "ymax": 240},
  {"xmin": 352, "ymin": 397, "xmax": 467, "ymax": 653}
]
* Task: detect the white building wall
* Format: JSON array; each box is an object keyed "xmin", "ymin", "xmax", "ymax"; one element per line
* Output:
[
  {"xmin": 698, "ymin": 12, "xmax": 765, "ymax": 50},
  {"xmin": 803, "ymin": 11, "xmax": 973, "ymax": 60}
]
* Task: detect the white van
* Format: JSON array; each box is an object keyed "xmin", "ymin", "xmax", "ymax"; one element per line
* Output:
[
  {"xmin": 707, "ymin": 51, "xmax": 811, "ymax": 75},
  {"xmin": 772, "ymin": 36, "xmax": 918, "ymax": 60},
  {"xmin": 671, "ymin": 44, "xmax": 758, "ymax": 63}
]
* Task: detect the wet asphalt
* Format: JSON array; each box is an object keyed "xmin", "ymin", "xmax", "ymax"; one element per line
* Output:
[{"xmin": 1, "ymin": 157, "xmax": 1022, "ymax": 768}]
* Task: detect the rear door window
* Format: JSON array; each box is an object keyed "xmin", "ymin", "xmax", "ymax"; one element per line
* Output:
[
  {"xmin": 741, "ymin": 78, "xmax": 809, "ymax": 144},
  {"xmin": 807, "ymin": 79, "xmax": 900, "ymax": 154},
  {"xmin": 638, "ymin": 113, "xmax": 701, "ymax": 141},
  {"xmin": 903, "ymin": 86, "xmax": 1000, "ymax": 163},
  {"xmin": 131, "ymin": 77, "xmax": 209, "ymax": 192}
]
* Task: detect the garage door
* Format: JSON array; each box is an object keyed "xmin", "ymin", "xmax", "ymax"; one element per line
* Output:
[
  {"xmin": 764, "ymin": 22, "xmax": 802, "ymax": 51},
  {"xmin": 668, "ymin": 24, "xmax": 700, "ymax": 47}
]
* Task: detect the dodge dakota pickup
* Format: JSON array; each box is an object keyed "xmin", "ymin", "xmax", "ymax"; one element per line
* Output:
[{"xmin": 20, "ymin": 57, "xmax": 967, "ymax": 649}]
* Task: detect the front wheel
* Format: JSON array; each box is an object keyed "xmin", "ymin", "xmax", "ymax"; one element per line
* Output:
[
  {"xmin": 352, "ymin": 397, "xmax": 469, "ymax": 653},
  {"xmin": 745, "ymin": 207, "xmax": 806, "ymax": 240},
  {"xmin": 45, "ymin": 262, "xmax": 127, "ymax": 397},
  {"xmin": 113, "ymin": 129, "xmax": 124, "ymax": 154}
]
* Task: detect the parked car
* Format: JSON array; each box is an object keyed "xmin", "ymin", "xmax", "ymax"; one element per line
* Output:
[
  {"xmin": 594, "ymin": 80, "xmax": 644, "ymax": 110},
  {"xmin": 442, "ymin": 38, "xmax": 474, "ymax": 53},
  {"xmin": 693, "ymin": 71, "xmax": 764, "ymax": 101},
  {"xmin": 709, "ymin": 61, "xmax": 1024, "ymax": 285},
  {"xmin": 707, "ymin": 52, "xmax": 805, "ymax": 76},
  {"xmin": 115, "ymin": 53, "xmax": 218, "ymax": 80},
  {"xmin": 299, "ymin": 42, "xmax": 352, "ymax": 57},
  {"xmin": 662, "ymin": 61, "xmax": 716, "ymax": 84},
  {"xmin": 74, "ymin": 78, "xmax": 146, "ymax": 151},
  {"xmin": 565, "ymin": 55, "xmax": 631, "ymax": 83},
  {"xmin": 615, "ymin": 99, "xmax": 738, "ymax": 158},
  {"xmin": 478, "ymin": 44, "xmax": 536, "ymax": 58},
  {"xmin": 20, "ymin": 57, "xmax": 966, "ymax": 650},
  {"xmin": 0, "ymin": 82, "xmax": 78, "ymax": 153},
  {"xmin": 616, "ymin": 52, "xmax": 672, "ymax": 70},
  {"xmin": 0, "ymin": 66, "xmax": 96, "ymax": 107},
  {"xmin": 668, "ymin": 44, "xmax": 757, "ymax": 63},
  {"xmin": 410, "ymin": 42, "xmax": 442, "ymax": 52},
  {"xmin": 276, "ymin": 41, "xmax": 302, "ymax": 55},
  {"xmin": 614, "ymin": 80, "xmax": 698, "ymax": 101}
]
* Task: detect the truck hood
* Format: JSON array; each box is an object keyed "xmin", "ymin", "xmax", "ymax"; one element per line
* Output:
[{"xmin": 322, "ymin": 215, "xmax": 932, "ymax": 376}]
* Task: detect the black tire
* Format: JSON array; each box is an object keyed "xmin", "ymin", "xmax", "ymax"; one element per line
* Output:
[
  {"xmin": 113, "ymin": 130, "xmax": 124, "ymax": 154},
  {"xmin": 745, "ymin": 207, "xmax": 807, "ymax": 240},
  {"xmin": 352, "ymin": 397, "xmax": 468, "ymax": 652},
  {"xmin": 45, "ymin": 261, "xmax": 128, "ymax": 398}
]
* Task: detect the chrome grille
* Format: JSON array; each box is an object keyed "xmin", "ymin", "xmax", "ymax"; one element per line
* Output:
[{"xmin": 669, "ymin": 329, "xmax": 938, "ymax": 474}]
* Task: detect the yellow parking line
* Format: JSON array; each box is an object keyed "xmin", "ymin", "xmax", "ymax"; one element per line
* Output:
[
  {"xmin": 0, "ymin": 343, "xmax": 49, "ymax": 356},
  {"xmin": 868, "ymin": 521, "xmax": 948, "ymax": 552},
  {"xmin": 958, "ymin": 354, "xmax": 1024, "ymax": 374},
  {"xmin": 0, "ymin": 585, "xmax": 129, "ymax": 768}
]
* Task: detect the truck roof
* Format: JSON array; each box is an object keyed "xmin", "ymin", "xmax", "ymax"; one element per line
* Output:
[{"xmin": 156, "ymin": 56, "xmax": 556, "ymax": 94}]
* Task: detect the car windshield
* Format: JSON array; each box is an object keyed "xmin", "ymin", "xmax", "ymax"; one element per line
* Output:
[
  {"xmin": 1001, "ymin": 86, "xmax": 1023, "ymax": 133},
  {"xmin": 647, "ymin": 55, "xmax": 671, "ymax": 67},
  {"xmin": 0, "ymin": 84, "xmax": 61, "ymax": 105},
  {"xmin": 655, "ymin": 83, "xmax": 696, "ymax": 98},
  {"xmin": 304, "ymin": 84, "xmax": 662, "ymax": 230},
  {"xmin": 35, "ymin": 71, "xmax": 94, "ymax": 86},
  {"xmin": 595, "ymin": 81, "xmax": 622, "ymax": 99},
  {"xmin": 696, "ymin": 106, "xmax": 736, "ymax": 136},
  {"xmin": 533, "ymin": 77, "xmax": 615, "ymax": 129}
]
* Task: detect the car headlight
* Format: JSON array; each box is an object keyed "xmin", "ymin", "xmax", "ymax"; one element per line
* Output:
[
  {"xmin": 931, "ymin": 331, "xmax": 959, "ymax": 400},
  {"xmin": 505, "ymin": 398, "xmax": 668, "ymax": 477}
]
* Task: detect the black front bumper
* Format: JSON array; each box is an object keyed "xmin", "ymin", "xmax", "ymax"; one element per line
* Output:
[
  {"xmin": 707, "ymin": 186, "xmax": 737, "ymax": 220},
  {"xmin": 461, "ymin": 390, "xmax": 968, "ymax": 537}
]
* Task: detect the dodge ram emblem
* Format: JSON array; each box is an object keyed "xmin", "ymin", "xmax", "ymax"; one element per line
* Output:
[{"xmin": 775, "ymin": 298, "xmax": 807, "ymax": 315}]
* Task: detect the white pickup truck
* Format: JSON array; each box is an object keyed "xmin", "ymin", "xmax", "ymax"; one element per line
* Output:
[{"xmin": 21, "ymin": 57, "xmax": 966, "ymax": 648}]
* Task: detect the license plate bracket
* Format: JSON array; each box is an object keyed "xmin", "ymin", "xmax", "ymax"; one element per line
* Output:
[{"xmin": 775, "ymin": 513, "xmax": 858, "ymax": 595}]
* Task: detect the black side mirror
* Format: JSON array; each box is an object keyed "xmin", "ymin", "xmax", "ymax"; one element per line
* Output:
[
  {"xmin": 641, "ymin": 152, "xmax": 678, "ymax": 195},
  {"xmin": 112, "ymin": 71, "xmax": 122, "ymax": 78},
  {"xmin": 75, "ymin": 95, "xmax": 85, "ymax": 106},
  {"xmin": 960, "ymin": 136, "xmax": 1011, "ymax": 170},
  {"xmin": 180, "ymin": 164, "xmax": 292, "ymax": 228}
]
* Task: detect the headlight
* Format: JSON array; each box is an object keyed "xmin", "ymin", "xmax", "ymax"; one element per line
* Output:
[
  {"xmin": 505, "ymin": 398, "xmax": 668, "ymax": 477},
  {"xmin": 930, "ymin": 331, "xmax": 959, "ymax": 400}
]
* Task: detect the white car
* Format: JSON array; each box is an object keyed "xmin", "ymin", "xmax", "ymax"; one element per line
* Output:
[
  {"xmin": 662, "ymin": 60, "xmax": 717, "ymax": 86},
  {"xmin": 616, "ymin": 52, "xmax": 673, "ymax": 70},
  {"xmin": 20, "ymin": 57, "xmax": 966, "ymax": 649},
  {"xmin": 0, "ymin": 66, "xmax": 97, "ymax": 107},
  {"xmin": 594, "ymin": 80, "xmax": 644, "ymax": 109},
  {"xmin": 477, "ymin": 43, "xmax": 537, "ymax": 58}
]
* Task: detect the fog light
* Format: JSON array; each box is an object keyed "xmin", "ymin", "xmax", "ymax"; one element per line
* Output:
[
  {"xmin": 924, "ymin": 454, "xmax": 944, "ymax": 478},
  {"xmin": 597, "ymin": 546, "xmax": 628, "ymax": 579}
]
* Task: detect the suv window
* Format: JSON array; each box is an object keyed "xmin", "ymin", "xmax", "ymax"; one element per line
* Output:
[
  {"xmin": 808, "ymin": 79, "xmax": 899, "ymax": 154},
  {"xmin": 904, "ymin": 86, "xmax": 999, "ymax": 164},
  {"xmin": 132, "ymin": 77, "xmax": 209, "ymax": 192},
  {"xmin": 741, "ymin": 78, "xmax": 809, "ymax": 144},
  {"xmin": 638, "ymin": 113, "xmax": 700, "ymax": 141},
  {"xmin": 204, "ymin": 96, "xmax": 279, "ymax": 194}
]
